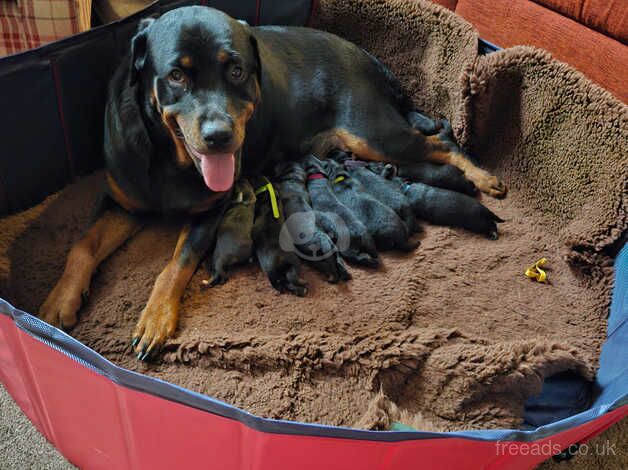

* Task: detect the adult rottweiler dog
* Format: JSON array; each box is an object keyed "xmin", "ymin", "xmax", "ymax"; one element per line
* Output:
[{"xmin": 39, "ymin": 6, "xmax": 506, "ymax": 359}]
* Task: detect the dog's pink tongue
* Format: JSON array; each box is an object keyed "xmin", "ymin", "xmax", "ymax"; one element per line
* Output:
[{"xmin": 200, "ymin": 153, "xmax": 235, "ymax": 192}]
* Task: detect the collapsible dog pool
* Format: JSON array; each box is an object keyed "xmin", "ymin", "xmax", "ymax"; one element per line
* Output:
[{"xmin": 0, "ymin": 0, "xmax": 626, "ymax": 468}]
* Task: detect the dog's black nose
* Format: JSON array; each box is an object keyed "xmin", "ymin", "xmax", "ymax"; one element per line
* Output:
[{"xmin": 201, "ymin": 121, "xmax": 233, "ymax": 149}]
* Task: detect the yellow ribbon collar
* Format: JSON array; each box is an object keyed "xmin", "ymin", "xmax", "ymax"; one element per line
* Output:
[{"xmin": 255, "ymin": 179, "xmax": 280, "ymax": 220}]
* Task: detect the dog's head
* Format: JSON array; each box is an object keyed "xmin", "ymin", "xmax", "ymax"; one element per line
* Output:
[{"xmin": 130, "ymin": 7, "xmax": 261, "ymax": 193}]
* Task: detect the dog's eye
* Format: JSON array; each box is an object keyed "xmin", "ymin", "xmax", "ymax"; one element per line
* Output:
[
  {"xmin": 229, "ymin": 64, "xmax": 246, "ymax": 81},
  {"xmin": 168, "ymin": 68, "xmax": 185, "ymax": 84}
]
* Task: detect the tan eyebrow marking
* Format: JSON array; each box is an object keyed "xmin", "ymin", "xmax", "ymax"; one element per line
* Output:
[
  {"xmin": 217, "ymin": 50, "xmax": 230, "ymax": 63},
  {"xmin": 180, "ymin": 56, "xmax": 193, "ymax": 68}
]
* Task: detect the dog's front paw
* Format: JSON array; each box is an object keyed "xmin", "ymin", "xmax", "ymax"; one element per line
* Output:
[
  {"xmin": 132, "ymin": 301, "xmax": 178, "ymax": 361},
  {"xmin": 39, "ymin": 274, "xmax": 89, "ymax": 330}
]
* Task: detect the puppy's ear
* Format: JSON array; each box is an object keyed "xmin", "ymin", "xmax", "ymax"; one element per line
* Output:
[
  {"xmin": 129, "ymin": 17, "xmax": 155, "ymax": 86},
  {"xmin": 382, "ymin": 164, "xmax": 398, "ymax": 179},
  {"xmin": 249, "ymin": 33, "xmax": 262, "ymax": 87}
]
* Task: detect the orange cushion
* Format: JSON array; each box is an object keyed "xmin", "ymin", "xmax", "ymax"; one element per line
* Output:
[
  {"xmin": 455, "ymin": 0, "xmax": 628, "ymax": 102},
  {"xmin": 532, "ymin": 0, "xmax": 628, "ymax": 44},
  {"xmin": 429, "ymin": 0, "xmax": 458, "ymax": 10}
]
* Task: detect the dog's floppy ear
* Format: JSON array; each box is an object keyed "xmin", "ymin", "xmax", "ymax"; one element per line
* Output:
[
  {"xmin": 249, "ymin": 33, "xmax": 262, "ymax": 87},
  {"xmin": 129, "ymin": 17, "xmax": 155, "ymax": 86}
]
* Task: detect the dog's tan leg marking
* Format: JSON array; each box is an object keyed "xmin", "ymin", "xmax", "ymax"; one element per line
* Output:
[
  {"xmin": 426, "ymin": 135, "xmax": 507, "ymax": 198},
  {"xmin": 132, "ymin": 224, "xmax": 198, "ymax": 357},
  {"xmin": 39, "ymin": 209, "xmax": 140, "ymax": 329}
]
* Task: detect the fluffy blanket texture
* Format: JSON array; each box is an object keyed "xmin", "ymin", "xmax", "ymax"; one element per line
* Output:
[{"xmin": 1, "ymin": 0, "xmax": 626, "ymax": 434}]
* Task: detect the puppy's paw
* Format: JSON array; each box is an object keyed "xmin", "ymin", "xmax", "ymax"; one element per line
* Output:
[
  {"xmin": 322, "ymin": 255, "xmax": 352, "ymax": 283},
  {"xmin": 268, "ymin": 255, "xmax": 308, "ymax": 297},
  {"xmin": 132, "ymin": 301, "xmax": 178, "ymax": 361},
  {"xmin": 345, "ymin": 251, "xmax": 379, "ymax": 268},
  {"xmin": 335, "ymin": 256, "xmax": 352, "ymax": 282},
  {"xmin": 39, "ymin": 275, "xmax": 89, "ymax": 330},
  {"xmin": 205, "ymin": 269, "xmax": 229, "ymax": 287},
  {"xmin": 398, "ymin": 238, "xmax": 421, "ymax": 252}
]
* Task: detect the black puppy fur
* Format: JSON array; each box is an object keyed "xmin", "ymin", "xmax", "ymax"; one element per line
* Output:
[
  {"xmin": 368, "ymin": 162, "xmax": 504, "ymax": 240},
  {"xmin": 396, "ymin": 161, "xmax": 477, "ymax": 196},
  {"xmin": 329, "ymin": 151, "xmax": 418, "ymax": 233},
  {"xmin": 251, "ymin": 177, "xmax": 307, "ymax": 296},
  {"xmin": 204, "ymin": 179, "xmax": 256, "ymax": 285},
  {"xmin": 406, "ymin": 111, "xmax": 442, "ymax": 135},
  {"xmin": 324, "ymin": 159, "xmax": 418, "ymax": 252},
  {"xmin": 396, "ymin": 120, "xmax": 476, "ymax": 196},
  {"xmin": 276, "ymin": 161, "xmax": 351, "ymax": 283},
  {"xmin": 303, "ymin": 155, "xmax": 379, "ymax": 267}
]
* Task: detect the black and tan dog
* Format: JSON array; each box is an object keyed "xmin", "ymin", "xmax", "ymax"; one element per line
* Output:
[{"xmin": 39, "ymin": 6, "xmax": 506, "ymax": 359}]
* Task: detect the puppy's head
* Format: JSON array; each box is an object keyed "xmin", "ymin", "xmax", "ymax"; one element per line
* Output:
[
  {"xmin": 130, "ymin": 7, "xmax": 261, "ymax": 193},
  {"xmin": 275, "ymin": 161, "xmax": 308, "ymax": 184},
  {"xmin": 302, "ymin": 155, "xmax": 327, "ymax": 177}
]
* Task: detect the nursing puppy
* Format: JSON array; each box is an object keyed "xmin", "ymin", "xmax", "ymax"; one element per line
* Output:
[
  {"xmin": 303, "ymin": 155, "xmax": 379, "ymax": 267},
  {"xmin": 396, "ymin": 162, "xmax": 477, "ymax": 196},
  {"xmin": 204, "ymin": 179, "xmax": 256, "ymax": 285},
  {"xmin": 276, "ymin": 161, "xmax": 351, "ymax": 283},
  {"xmin": 369, "ymin": 162, "xmax": 504, "ymax": 239},
  {"xmin": 331, "ymin": 151, "xmax": 418, "ymax": 233},
  {"xmin": 251, "ymin": 177, "xmax": 307, "ymax": 296},
  {"xmin": 325, "ymin": 159, "xmax": 418, "ymax": 252}
]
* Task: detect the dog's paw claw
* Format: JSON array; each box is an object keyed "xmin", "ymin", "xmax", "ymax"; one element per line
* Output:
[
  {"xmin": 484, "ymin": 177, "xmax": 507, "ymax": 198},
  {"xmin": 473, "ymin": 173, "xmax": 507, "ymax": 198},
  {"xmin": 132, "ymin": 302, "xmax": 177, "ymax": 361}
]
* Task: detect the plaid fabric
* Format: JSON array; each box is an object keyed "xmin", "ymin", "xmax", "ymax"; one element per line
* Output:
[{"xmin": 0, "ymin": 0, "xmax": 91, "ymax": 56}]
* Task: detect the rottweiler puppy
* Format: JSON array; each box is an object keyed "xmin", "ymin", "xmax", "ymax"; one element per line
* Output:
[
  {"xmin": 276, "ymin": 161, "xmax": 351, "ymax": 283},
  {"xmin": 396, "ymin": 161, "xmax": 477, "ymax": 196},
  {"xmin": 368, "ymin": 162, "xmax": 504, "ymax": 239},
  {"xmin": 251, "ymin": 177, "xmax": 308, "ymax": 296},
  {"xmin": 40, "ymin": 6, "xmax": 506, "ymax": 359},
  {"xmin": 303, "ymin": 155, "xmax": 379, "ymax": 267},
  {"xmin": 325, "ymin": 159, "xmax": 418, "ymax": 252},
  {"xmin": 204, "ymin": 179, "xmax": 256, "ymax": 286},
  {"xmin": 329, "ymin": 151, "xmax": 418, "ymax": 233}
]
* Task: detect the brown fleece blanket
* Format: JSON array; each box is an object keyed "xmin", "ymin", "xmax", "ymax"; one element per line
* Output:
[{"xmin": 1, "ymin": 0, "xmax": 626, "ymax": 433}]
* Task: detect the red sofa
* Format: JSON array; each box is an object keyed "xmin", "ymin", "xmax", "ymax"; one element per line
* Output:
[{"xmin": 430, "ymin": 0, "xmax": 627, "ymax": 103}]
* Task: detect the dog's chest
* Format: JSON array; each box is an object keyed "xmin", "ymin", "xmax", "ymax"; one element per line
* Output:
[{"xmin": 106, "ymin": 166, "xmax": 221, "ymax": 215}]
